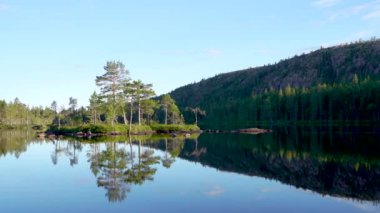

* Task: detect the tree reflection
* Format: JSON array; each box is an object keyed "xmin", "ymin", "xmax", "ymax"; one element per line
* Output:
[
  {"xmin": 0, "ymin": 130, "xmax": 33, "ymax": 158},
  {"xmin": 68, "ymin": 140, "xmax": 82, "ymax": 166},
  {"xmin": 96, "ymin": 143, "xmax": 130, "ymax": 202},
  {"xmin": 190, "ymin": 138, "xmax": 206, "ymax": 158},
  {"xmin": 51, "ymin": 140, "xmax": 64, "ymax": 165},
  {"xmin": 50, "ymin": 139, "xmax": 82, "ymax": 166},
  {"xmin": 125, "ymin": 139, "xmax": 160, "ymax": 184},
  {"xmin": 161, "ymin": 138, "xmax": 175, "ymax": 168},
  {"xmin": 87, "ymin": 137, "xmax": 160, "ymax": 202},
  {"xmin": 87, "ymin": 143, "xmax": 101, "ymax": 176}
]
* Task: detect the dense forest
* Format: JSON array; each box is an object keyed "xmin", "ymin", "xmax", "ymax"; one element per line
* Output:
[
  {"xmin": 171, "ymin": 39, "xmax": 380, "ymax": 129},
  {"xmin": 196, "ymin": 76, "xmax": 380, "ymax": 129}
]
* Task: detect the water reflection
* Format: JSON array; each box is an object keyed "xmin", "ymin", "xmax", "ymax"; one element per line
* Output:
[
  {"xmin": 0, "ymin": 130, "xmax": 33, "ymax": 158},
  {"xmin": 0, "ymin": 126, "xmax": 379, "ymax": 204},
  {"xmin": 50, "ymin": 139, "xmax": 82, "ymax": 166},
  {"xmin": 141, "ymin": 127, "xmax": 380, "ymax": 203},
  {"xmin": 86, "ymin": 138, "xmax": 160, "ymax": 202},
  {"xmin": 161, "ymin": 138, "xmax": 175, "ymax": 168},
  {"xmin": 93, "ymin": 142, "xmax": 130, "ymax": 202}
]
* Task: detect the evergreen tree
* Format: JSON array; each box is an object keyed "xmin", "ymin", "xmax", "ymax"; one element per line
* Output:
[
  {"xmin": 159, "ymin": 94, "xmax": 184, "ymax": 124},
  {"xmin": 96, "ymin": 61, "xmax": 130, "ymax": 126},
  {"xmin": 186, "ymin": 107, "xmax": 206, "ymax": 125}
]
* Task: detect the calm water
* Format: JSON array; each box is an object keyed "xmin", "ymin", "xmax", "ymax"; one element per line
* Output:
[{"xmin": 0, "ymin": 126, "xmax": 379, "ymax": 213}]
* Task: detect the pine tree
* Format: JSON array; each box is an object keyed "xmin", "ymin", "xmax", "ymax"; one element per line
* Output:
[{"xmin": 96, "ymin": 61, "xmax": 130, "ymax": 126}]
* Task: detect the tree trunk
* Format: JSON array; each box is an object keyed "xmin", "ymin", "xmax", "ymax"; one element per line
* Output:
[
  {"xmin": 165, "ymin": 107, "xmax": 168, "ymax": 125},
  {"xmin": 138, "ymin": 100, "xmax": 141, "ymax": 126},
  {"xmin": 129, "ymin": 101, "xmax": 133, "ymax": 135},
  {"xmin": 58, "ymin": 115, "xmax": 61, "ymax": 130},
  {"xmin": 195, "ymin": 111, "xmax": 198, "ymax": 125},
  {"xmin": 111, "ymin": 113, "xmax": 114, "ymax": 126},
  {"xmin": 123, "ymin": 109, "xmax": 128, "ymax": 125}
]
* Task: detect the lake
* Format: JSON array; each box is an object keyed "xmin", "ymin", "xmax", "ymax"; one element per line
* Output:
[{"xmin": 0, "ymin": 126, "xmax": 379, "ymax": 213}]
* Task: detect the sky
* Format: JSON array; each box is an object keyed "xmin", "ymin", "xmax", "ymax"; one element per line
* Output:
[{"xmin": 1, "ymin": 0, "xmax": 380, "ymax": 108}]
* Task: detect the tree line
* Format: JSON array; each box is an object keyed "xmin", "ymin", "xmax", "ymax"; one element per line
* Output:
[
  {"xmin": 193, "ymin": 75, "xmax": 380, "ymax": 129},
  {"xmin": 1, "ymin": 61, "xmax": 203, "ymax": 129},
  {"xmin": 0, "ymin": 98, "xmax": 54, "ymax": 127}
]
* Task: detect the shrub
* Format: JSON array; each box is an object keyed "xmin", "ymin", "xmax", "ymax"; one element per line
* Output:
[{"xmin": 150, "ymin": 124, "xmax": 200, "ymax": 133}]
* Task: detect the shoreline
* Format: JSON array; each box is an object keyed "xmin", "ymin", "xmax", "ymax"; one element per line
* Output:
[
  {"xmin": 37, "ymin": 126, "xmax": 273, "ymax": 139},
  {"xmin": 39, "ymin": 124, "xmax": 201, "ymax": 139}
]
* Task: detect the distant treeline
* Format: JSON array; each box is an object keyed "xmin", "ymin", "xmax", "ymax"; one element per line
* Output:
[
  {"xmin": 0, "ymin": 98, "xmax": 54, "ymax": 128},
  {"xmin": 187, "ymin": 76, "xmax": 380, "ymax": 129}
]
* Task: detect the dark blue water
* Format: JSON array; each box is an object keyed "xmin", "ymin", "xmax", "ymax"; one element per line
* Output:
[{"xmin": 0, "ymin": 127, "xmax": 379, "ymax": 212}]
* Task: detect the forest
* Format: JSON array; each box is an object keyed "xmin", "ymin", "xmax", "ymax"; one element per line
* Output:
[
  {"xmin": 172, "ymin": 39, "xmax": 380, "ymax": 129},
  {"xmin": 193, "ymin": 76, "xmax": 380, "ymax": 129}
]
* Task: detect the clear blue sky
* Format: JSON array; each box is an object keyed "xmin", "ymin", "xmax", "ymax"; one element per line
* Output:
[{"xmin": 1, "ymin": 0, "xmax": 380, "ymax": 108}]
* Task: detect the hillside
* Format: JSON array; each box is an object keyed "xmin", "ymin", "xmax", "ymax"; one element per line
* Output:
[{"xmin": 170, "ymin": 39, "xmax": 380, "ymax": 129}]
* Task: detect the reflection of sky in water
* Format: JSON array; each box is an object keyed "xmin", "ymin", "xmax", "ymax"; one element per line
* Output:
[{"xmin": 0, "ymin": 139, "xmax": 378, "ymax": 213}]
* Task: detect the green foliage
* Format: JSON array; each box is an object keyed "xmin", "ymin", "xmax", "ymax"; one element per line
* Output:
[
  {"xmin": 47, "ymin": 125, "xmax": 80, "ymax": 134},
  {"xmin": 190, "ymin": 77, "xmax": 380, "ymax": 129},
  {"xmin": 96, "ymin": 61, "xmax": 130, "ymax": 125},
  {"xmin": 128, "ymin": 124, "xmax": 153, "ymax": 134},
  {"xmin": 48, "ymin": 123, "xmax": 199, "ymax": 135},
  {"xmin": 0, "ymin": 98, "xmax": 55, "ymax": 127},
  {"xmin": 157, "ymin": 94, "xmax": 184, "ymax": 124},
  {"xmin": 96, "ymin": 61, "xmax": 130, "ymax": 100},
  {"xmin": 88, "ymin": 91, "xmax": 103, "ymax": 124},
  {"xmin": 48, "ymin": 123, "xmax": 153, "ymax": 134},
  {"xmin": 150, "ymin": 124, "xmax": 200, "ymax": 133},
  {"xmin": 141, "ymin": 99, "xmax": 159, "ymax": 124},
  {"xmin": 81, "ymin": 124, "xmax": 111, "ymax": 133},
  {"xmin": 124, "ymin": 80, "xmax": 156, "ymax": 126}
]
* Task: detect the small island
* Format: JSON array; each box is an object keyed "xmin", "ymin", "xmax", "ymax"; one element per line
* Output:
[{"xmin": 34, "ymin": 61, "xmax": 207, "ymax": 137}]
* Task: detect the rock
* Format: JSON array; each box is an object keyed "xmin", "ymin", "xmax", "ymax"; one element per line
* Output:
[
  {"xmin": 236, "ymin": 128, "xmax": 272, "ymax": 134},
  {"xmin": 48, "ymin": 134, "xmax": 56, "ymax": 139},
  {"xmin": 109, "ymin": 132, "xmax": 121, "ymax": 135},
  {"xmin": 36, "ymin": 132, "xmax": 46, "ymax": 138}
]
